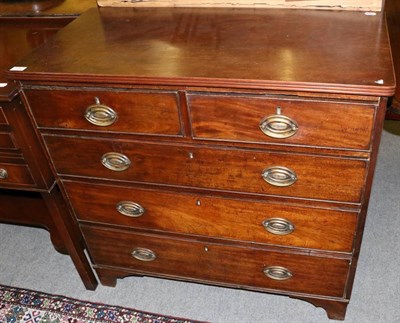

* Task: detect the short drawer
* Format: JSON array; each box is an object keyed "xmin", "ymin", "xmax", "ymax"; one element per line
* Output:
[
  {"xmin": 0, "ymin": 160, "xmax": 35, "ymax": 187},
  {"xmin": 46, "ymin": 135, "xmax": 367, "ymax": 203},
  {"xmin": 82, "ymin": 225, "xmax": 349, "ymax": 297},
  {"xmin": 24, "ymin": 88, "xmax": 182, "ymax": 136},
  {"xmin": 0, "ymin": 132, "xmax": 17, "ymax": 150},
  {"xmin": 187, "ymin": 93, "xmax": 376, "ymax": 150},
  {"xmin": 65, "ymin": 181, "xmax": 357, "ymax": 252}
]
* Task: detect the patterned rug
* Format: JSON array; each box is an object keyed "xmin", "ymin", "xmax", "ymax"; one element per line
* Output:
[{"xmin": 0, "ymin": 284, "xmax": 204, "ymax": 323}]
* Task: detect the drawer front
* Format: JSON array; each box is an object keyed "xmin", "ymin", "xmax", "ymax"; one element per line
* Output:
[
  {"xmin": 82, "ymin": 225, "xmax": 349, "ymax": 297},
  {"xmin": 24, "ymin": 88, "xmax": 182, "ymax": 136},
  {"xmin": 65, "ymin": 181, "xmax": 357, "ymax": 252},
  {"xmin": 46, "ymin": 136, "xmax": 367, "ymax": 203},
  {"xmin": 188, "ymin": 93, "xmax": 375, "ymax": 150},
  {"xmin": 0, "ymin": 161, "xmax": 35, "ymax": 187},
  {"xmin": 0, "ymin": 132, "xmax": 16, "ymax": 150}
]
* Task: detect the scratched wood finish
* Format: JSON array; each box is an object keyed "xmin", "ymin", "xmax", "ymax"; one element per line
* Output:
[
  {"xmin": 97, "ymin": 0, "xmax": 383, "ymax": 11},
  {"xmin": 45, "ymin": 135, "xmax": 367, "ymax": 203},
  {"xmin": 188, "ymin": 93, "xmax": 376, "ymax": 150},
  {"xmin": 24, "ymin": 88, "xmax": 182, "ymax": 135},
  {"xmin": 64, "ymin": 181, "xmax": 358, "ymax": 252},
  {"xmin": 82, "ymin": 225, "xmax": 349, "ymax": 297}
]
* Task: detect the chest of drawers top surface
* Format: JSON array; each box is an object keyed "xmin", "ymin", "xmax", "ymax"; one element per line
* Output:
[{"xmin": 7, "ymin": 7, "xmax": 395, "ymax": 96}]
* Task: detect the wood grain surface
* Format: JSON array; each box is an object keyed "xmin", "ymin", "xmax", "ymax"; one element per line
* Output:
[
  {"xmin": 188, "ymin": 92, "xmax": 376, "ymax": 150},
  {"xmin": 25, "ymin": 88, "xmax": 182, "ymax": 135},
  {"xmin": 8, "ymin": 8, "xmax": 395, "ymax": 96},
  {"xmin": 64, "ymin": 180, "xmax": 358, "ymax": 252},
  {"xmin": 82, "ymin": 224, "xmax": 350, "ymax": 297},
  {"xmin": 44, "ymin": 135, "xmax": 367, "ymax": 203},
  {"xmin": 97, "ymin": 0, "xmax": 382, "ymax": 11}
]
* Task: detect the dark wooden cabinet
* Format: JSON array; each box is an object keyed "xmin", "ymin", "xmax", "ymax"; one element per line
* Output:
[
  {"xmin": 7, "ymin": 7, "xmax": 395, "ymax": 320},
  {"xmin": 0, "ymin": 20, "xmax": 68, "ymax": 242},
  {"xmin": 0, "ymin": 93, "xmax": 97, "ymax": 290},
  {"xmin": 385, "ymin": 0, "xmax": 400, "ymax": 119},
  {"xmin": 0, "ymin": 16, "xmax": 97, "ymax": 290}
]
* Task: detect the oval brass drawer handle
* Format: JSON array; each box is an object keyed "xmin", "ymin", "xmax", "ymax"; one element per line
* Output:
[
  {"xmin": 131, "ymin": 247, "xmax": 157, "ymax": 262},
  {"xmin": 0, "ymin": 168, "xmax": 8, "ymax": 180},
  {"xmin": 116, "ymin": 201, "xmax": 145, "ymax": 217},
  {"xmin": 263, "ymin": 266, "xmax": 293, "ymax": 281},
  {"xmin": 262, "ymin": 218, "xmax": 295, "ymax": 235},
  {"xmin": 262, "ymin": 166, "xmax": 297, "ymax": 187},
  {"xmin": 84, "ymin": 97, "xmax": 117, "ymax": 127},
  {"xmin": 259, "ymin": 107, "xmax": 298, "ymax": 139},
  {"xmin": 101, "ymin": 152, "xmax": 131, "ymax": 172}
]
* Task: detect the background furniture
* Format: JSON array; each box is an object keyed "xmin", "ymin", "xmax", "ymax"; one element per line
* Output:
[
  {"xmin": 0, "ymin": 3, "xmax": 97, "ymax": 290},
  {"xmin": 0, "ymin": 17, "xmax": 70, "ymax": 254},
  {"xmin": 8, "ymin": 7, "xmax": 395, "ymax": 320},
  {"xmin": 385, "ymin": 0, "xmax": 400, "ymax": 120},
  {"xmin": 0, "ymin": 0, "xmax": 95, "ymax": 16}
]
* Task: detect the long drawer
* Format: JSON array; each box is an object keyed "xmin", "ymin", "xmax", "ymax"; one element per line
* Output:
[
  {"xmin": 82, "ymin": 225, "xmax": 349, "ymax": 298},
  {"xmin": 24, "ymin": 88, "xmax": 182, "ymax": 136},
  {"xmin": 45, "ymin": 135, "xmax": 367, "ymax": 203},
  {"xmin": 65, "ymin": 180, "xmax": 357, "ymax": 252},
  {"xmin": 187, "ymin": 93, "xmax": 376, "ymax": 150}
]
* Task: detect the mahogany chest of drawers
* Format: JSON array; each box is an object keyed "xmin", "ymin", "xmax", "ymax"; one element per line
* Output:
[{"xmin": 8, "ymin": 7, "xmax": 395, "ymax": 320}]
